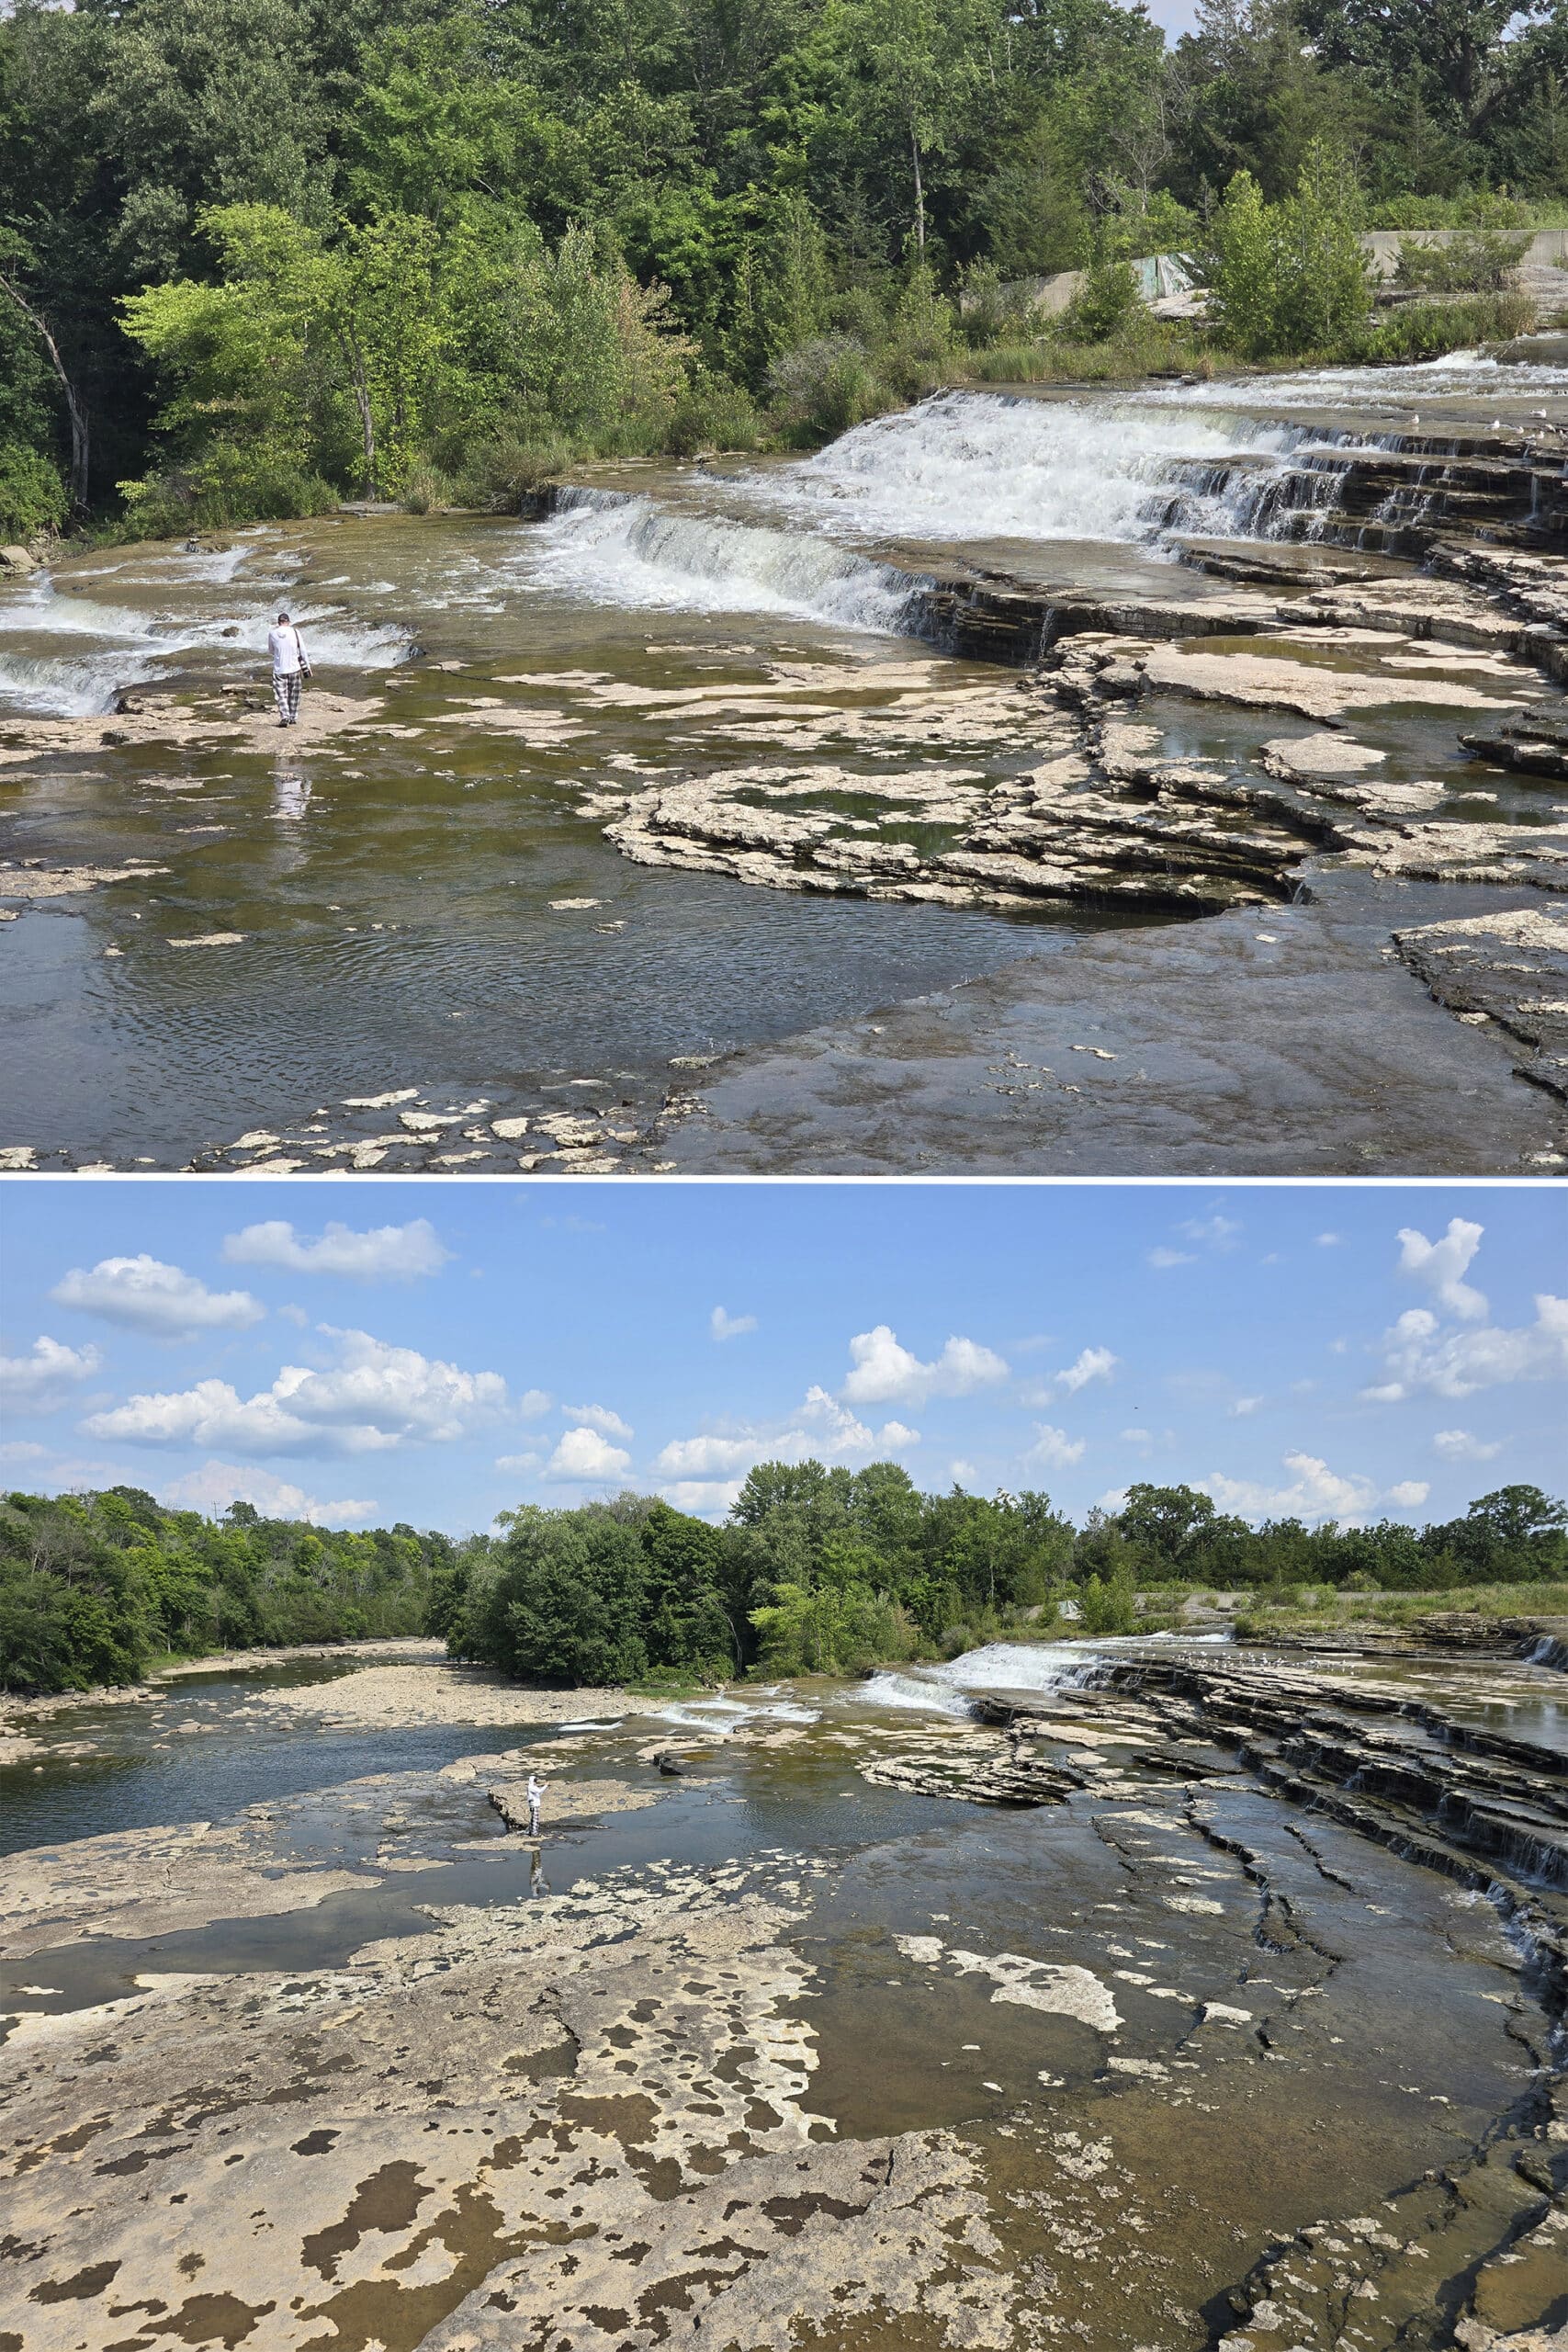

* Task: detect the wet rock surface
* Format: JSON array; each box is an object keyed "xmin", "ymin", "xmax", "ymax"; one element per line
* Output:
[{"xmin": 2, "ymin": 1643, "xmax": 1565, "ymax": 2351}]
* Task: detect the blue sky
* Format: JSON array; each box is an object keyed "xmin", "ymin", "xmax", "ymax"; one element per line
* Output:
[{"xmin": 2, "ymin": 1183, "xmax": 1562, "ymax": 1534}]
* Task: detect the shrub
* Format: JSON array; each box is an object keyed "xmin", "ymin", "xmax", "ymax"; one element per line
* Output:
[
  {"xmin": 1394, "ymin": 230, "xmax": 1531, "ymax": 294},
  {"xmin": 1061, "ymin": 257, "xmax": 1143, "ymax": 343},
  {"xmin": 665, "ymin": 372, "xmax": 762, "ymax": 457},
  {"xmin": 0, "ymin": 439, "xmax": 67, "ymax": 540},
  {"xmin": 767, "ymin": 334, "xmax": 890, "ymax": 443},
  {"xmin": 1366, "ymin": 290, "xmax": 1536, "ymax": 361}
]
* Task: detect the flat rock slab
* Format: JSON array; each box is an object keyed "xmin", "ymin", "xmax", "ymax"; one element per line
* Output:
[{"xmin": 651, "ymin": 886, "xmax": 1568, "ymax": 1175}]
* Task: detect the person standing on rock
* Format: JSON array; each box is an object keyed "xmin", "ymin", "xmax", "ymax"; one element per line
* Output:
[
  {"xmin": 267, "ymin": 609, "xmax": 311, "ymax": 727},
  {"xmin": 526, "ymin": 1772, "xmax": 546, "ymax": 1838}
]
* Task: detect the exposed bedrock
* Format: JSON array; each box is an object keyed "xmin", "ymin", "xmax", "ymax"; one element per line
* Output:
[
  {"xmin": 982, "ymin": 1657, "xmax": 1568, "ymax": 2005},
  {"xmin": 1394, "ymin": 905, "xmax": 1568, "ymax": 1100}
]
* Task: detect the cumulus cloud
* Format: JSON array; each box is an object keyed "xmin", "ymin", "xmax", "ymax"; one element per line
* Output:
[
  {"xmin": 656, "ymin": 1385, "xmax": 918, "ymax": 1482},
  {"xmin": 660, "ymin": 1478, "xmax": 746, "ymax": 1518},
  {"xmin": 1363, "ymin": 1295, "xmax": 1568, "ymax": 1402},
  {"xmin": 547, "ymin": 1426, "xmax": 632, "ymax": 1482},
  {"xmin": 162, "ymin": 1462, "xmax": 378, "ymax": 1526},
  {"xmin": 1147, "ymin": 1247, "xmax": 1195, "ymax": 1269},
  {"xmin": 564, "ymin": 1404, "xmax": 633, "ymax": 1440},
  {"xmin": 495, "ymin": 1450, "xmax": 544, "ymax": 1475},
  {"xmin": 1316, "ymin": 1233, "xmax": 1341, "ymax": 1248},
  {"xmin": 711, "ymin": 1307, "xmax": 758, "ymax": 1341},
  {"xmin": 1432, "ymin": 1429, "xmax": 1505, "ymax": 1463},
  {"xmin": 1, "ymin": 1334, "xmax": 103, "ymax": 1413},
  {"xmin": 1203, "ymin": 1453, "xmax": 1429, "ymax": 1524},
  {"xmin": 1055, "ymin": 1345, "xmax": 1119, "ymax": 1395},
  {"xmin": 0, "ymin": 1440, "xmax": 48, "ymax": 1464},
  {"xmin": 83, "ymin": 1327, "xmax": 508, "ymax": 1456},
  {"xmin": 221, "ymin": 1218, "xmax": 451, "ymax": 1281},
  {"xmin": 1024, "ymin": 1424, "xmax": 1086, "ymax": 1470},
  {"xmin": 1396, "ymin": 1218, "xmax": 1487, "ymax": 1321},
  {"xmin": 51, "ymin": 1255, "xmax": 263, "ymax": 1339},
  {"xmin": 518, "ymin": 1389, "xmax": 553, "ymax": 1419},
  {"xmin": 840, "ymin": 1325, "xmax": 1008, "ymax": 1408}
]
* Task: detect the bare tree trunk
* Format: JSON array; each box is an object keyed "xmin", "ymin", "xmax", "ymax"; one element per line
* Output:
[
  {"xmin": 910, "ymin": 120, "xmax": 926, "ymax": 256},
  {"xmin": 0, "ymin": 271, "xmax": 89, "ymax": 511},
  {"xmin": 337, "ymin": 333, "xmax": 378, "ymax": 498}
]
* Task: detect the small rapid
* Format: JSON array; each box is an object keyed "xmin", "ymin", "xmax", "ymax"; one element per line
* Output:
[
  {"xmin": 0, "ymin": 566, "xmax": 415, "ymax": 719},
  {"xmin": 524, "ymin": 390, "xmax": 1376, "ymax": 635},
  {"xmin": 859, "ymin": 1640, "xmax": 1110, "ymax": 1717}
]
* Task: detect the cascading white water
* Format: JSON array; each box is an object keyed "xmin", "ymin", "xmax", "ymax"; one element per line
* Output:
[
  {"xmin": 0, "ymin": 571, "xmax": 414, "ymax": 718},
  {"xmin": 526, "ymin": 487, "xmax": 915, "ymax": 630},
  {"xmin": 759, "ymin": 390, "xmax": 1305, "ymax": 546},
  {"xmin": 859, "ymin": 1639, "xmax": 1108, "ymax": 1716},
  {"xmin": 525, "ymin": 390, "xmax": 1357, "ymax": 636}
]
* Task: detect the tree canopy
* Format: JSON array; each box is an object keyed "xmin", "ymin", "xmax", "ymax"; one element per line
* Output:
[{"xmin": 0, "ymin": 0, "xmax": 1562, "ymax": 535}]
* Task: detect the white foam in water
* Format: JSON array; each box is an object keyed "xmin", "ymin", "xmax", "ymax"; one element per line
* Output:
[
  {"xmin": 528, "ymin": 490, "xmax": 913, "ymax": 632},
  {"xmin": 860, "ymin": 1639, "xmax": 1109, "ymax": 1717},
  {"xmin": 750, "ymin": 389, "xmax": 1306, "ymax": 549},
  {"xmin": 0, "ymin": 572, "xmax": 412, "ymax": 718},
  {"xmin": 1163, "ymin": 351, "xmax": 1568, "ymax": 408}
]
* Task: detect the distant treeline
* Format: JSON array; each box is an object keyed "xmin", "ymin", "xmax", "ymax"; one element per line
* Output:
[
  {"xmin": 446, "ymin": 1467, "xmax": 1567, "ymax": 1683},
  {"xmin": 0, "ymin": 1486, "xmax": 450, "ymax": 1695},
  {"xmin": 4, "ymin": 1471, "xmax": 1562, "ymax": 1697}
]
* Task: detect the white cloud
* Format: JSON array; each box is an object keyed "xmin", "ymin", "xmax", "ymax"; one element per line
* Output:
[
  {"xmin": 546, "ymin": 1426, "xmax": 632, "ymax": 1481},
  {"xmin": 1120, "ymin": 1428, "xmax": 1154, "ymax": 1448},
  {"xmin": 840, "ymin": 1324, "xmax": 1009, "ymax": 1408},
  {"xmin": 1230, "ymin": 1396, "xmax": 1263, "ymax": 1417},
  {"xmin": 0, "ymin": 1440, "xmax": 48, "ymax": 1464},
  {"xmin": 1396, "ymin": 1218, "xmax": 1487, "ymax": 1321},
  {"xmin": 51, "ymin": 1255, "xmax": 263, "ymax": 1339},
  {"xmin": 1178, "ymin": 1214, "xmax": 1242, "ymax": 1250},
  {"xmin": 221, "ymin": 1218, "xmax": 451, "ymax": 1281},
  {"xmin": 950, "ymin": 1459, "xmax": 977, "ymax": 1484},
  {"xmin": 1315, "ymin": 1232, "xmax": 1341, "ymax": 1248},
  {"xmin": 518, "ymin": 1389, "xmax": 553, "ymax": 1419},
  {"xmin": 495, "ymin": 1450, "xmax": 544, "ymax": 1474},
  {"xmin": 1024, "ymin": 1424, "xmax": 1086, "ymax": 1470},
  {"xmin": 564, "ymin": 1403, "xmax": 633, "ymax": 1440},
  {"xmin": 83, "ymin": 1327, "xmax": 508, "ymax": 1456},
  {"xmin": 710, "ymin": 1306, "xmax": 758, "ymax": 1341},
  {"xmin": 1147, "ymin": 1248, "xmax": 1195, "ymax": 1269},
  {"xmin": 1432, "ymin": 1429, "xmax": 1505, "ymax": 1463},
  {"xmin": 1, "ymin": 1334, "xmax": 104, "ymax": 1413},
  {"xmin": 1203, "ymin": 1453, "xmax": 1430, "ymax": 1524},
  {"xmin": 656, "ymin": 1385, "xmax": 918, "ymax": 1481},
  {"xmin": 661, "ymin": 1478, "xmax": 745, "ymax": 1518},
  {"xmin": 1364, "ymin": 1295, "xmax": 1568, "ymax": 1402},
  {"xmin": 161, "ymin": 1462, "xmax": 378, "ymax": 1526},
  {"xmin": 1055, "ymin": 1345, "xmax": 1119, "ymax": 1395}
]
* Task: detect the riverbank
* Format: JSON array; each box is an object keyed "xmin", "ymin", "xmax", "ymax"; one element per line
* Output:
[{"xmin": 1, "ymin": 1634, "xmax": 1563, "ymax": 2351}]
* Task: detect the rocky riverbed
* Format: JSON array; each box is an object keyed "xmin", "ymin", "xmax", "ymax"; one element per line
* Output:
[
  {"xmin": 3, "ymin": 375, "xmax": 1568, "ymax": 1173},
  {"xmin": 2, "ymin": 1633, "xmax": 1564, "ymax": 2351}
]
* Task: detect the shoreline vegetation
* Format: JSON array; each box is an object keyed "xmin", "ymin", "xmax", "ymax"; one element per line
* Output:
[
  {"xmin": 4, "ymin": 1468, "xmax": 1563, "ymax": 1700},
  {"xmin": 3, "ymin": 0, "xmax": 1567, "ymax": 548}
]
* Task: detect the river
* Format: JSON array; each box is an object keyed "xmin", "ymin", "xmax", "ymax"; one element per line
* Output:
[
  {"xmin": 2, "ymin": 1634, "xmax": 1564, "ymax": 2349},
  {"xmin": 3, "ymin": 358, "xmax": 1565, "ymax": 1173}
]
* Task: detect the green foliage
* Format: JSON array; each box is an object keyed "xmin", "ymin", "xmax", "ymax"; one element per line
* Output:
[
  {"xmin": 0, "ymin": 1487, "xmax": 447, "ymax": 1695},
  {"xmin": 1061, "ymin": 255, "xmax": 1143, "ymax": 343},
  {"xmin": 1393, "ymin": 229, "xmax": 1531, "ymax": 292},
  {"xmin": 1364, "ymin": 289, "xmax": 1536, "ymax": 361},
  {"xmin": 1206, "ymin": 141, "xmax": 1373, "ymax": 358},
  {"xmin": 0, "ymin": 439, "xmax": 67, "ymax": 539}
]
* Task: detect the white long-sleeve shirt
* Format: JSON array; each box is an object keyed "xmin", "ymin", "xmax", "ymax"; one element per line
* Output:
[{"xmin": 268, "ymin": 624, "xmax": 306, "ymax": 675}]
